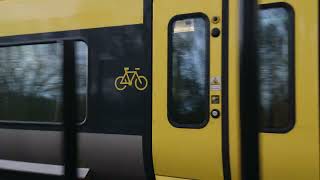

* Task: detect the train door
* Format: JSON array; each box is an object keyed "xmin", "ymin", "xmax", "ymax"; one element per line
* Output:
[
  {"xmin": 152, "ymin": 0, "xmax": 224, "ymax": 179},
  {"xmin": 257, "ymin": 1, "xmax": 319, "ymax": 179},
  {"xmin": 227, "ymin": 0, "xmax": 320, "ymax": 180}
]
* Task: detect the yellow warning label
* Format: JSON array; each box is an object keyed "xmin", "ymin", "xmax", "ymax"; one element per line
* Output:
[{"xmin": 210, "ymin": 76, "xmax": 221, "ymax": 91}]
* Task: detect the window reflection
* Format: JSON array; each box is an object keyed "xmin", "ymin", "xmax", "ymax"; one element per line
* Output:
[
  {"xmin": 257, "ymin": 7, "xmax": 293, "ymax": 130},
  {"xmin": 0, "ymin": 41, "xmax": 88, "ymax": 123},
  {"xmin": 169, "ymin": 17, "xmax": 208, "ymax": 126}
]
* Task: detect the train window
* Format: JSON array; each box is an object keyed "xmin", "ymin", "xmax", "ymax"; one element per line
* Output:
[
  {"xmin": 168, "ymin": 14, "xmax": 209, "ymax": 128},
  {"xmin": 0, "ymin": 41, "xmax": 88, "ymax": 123},
  {"xmin": 257, "ymin": 4, "xmax": 295, "ymax": 133}
]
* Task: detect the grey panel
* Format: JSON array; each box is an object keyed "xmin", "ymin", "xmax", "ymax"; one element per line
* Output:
[{"xmin": 0, "ymin": 129, "xmax": 145, "ymax": 180}]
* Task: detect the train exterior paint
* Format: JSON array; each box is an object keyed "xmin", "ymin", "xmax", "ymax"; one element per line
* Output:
[
  {"xmin": 0, "ymin": 1, "xmax": 149, "ymax": 180},
  {"xmin": 0, "ymin": 0, "xmax": 318, "ymax": 180}
]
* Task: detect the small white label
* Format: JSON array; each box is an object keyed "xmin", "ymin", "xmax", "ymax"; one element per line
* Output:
[
  {"xmin": 174, "ymin": 19, "xmax": 195, "ymax": 33},
  {"xmin": 210, "ymin": 76, "xmax": 221, "ymax": 91}
]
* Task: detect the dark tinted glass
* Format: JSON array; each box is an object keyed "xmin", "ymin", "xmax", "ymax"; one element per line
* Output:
[
  {"xmin": 169, "ymin": 17, "xmax": 209, "ymax": 126},
  {"xmin": 257, "ymin": 7, "xmax": 294, "ymax": 131},
  {"xmin": 0, "ymin": 41, "xmax": 88, "ymax": 123}
]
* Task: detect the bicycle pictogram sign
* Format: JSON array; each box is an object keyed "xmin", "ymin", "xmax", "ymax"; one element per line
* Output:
[{"xmin": 115, "ymin": 67, "xmax": 148, "ymax": 91}]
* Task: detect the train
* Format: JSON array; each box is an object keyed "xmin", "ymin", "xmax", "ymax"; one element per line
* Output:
[{"xmin": 0, "ymin": 0, "xmax": 318, "ymax": 180}]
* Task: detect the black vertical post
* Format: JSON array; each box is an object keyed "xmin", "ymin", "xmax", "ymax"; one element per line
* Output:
[
  {"xmin": 143, "ymin": 0, "xmax": 156, "ymax": 179},
  {"xmin": 63, "ymin": 40, "xmax": 78, "ymax": 180},
  {"xmin": 239, "ymin": 0, "xmax": 260, "ymax": 180}
]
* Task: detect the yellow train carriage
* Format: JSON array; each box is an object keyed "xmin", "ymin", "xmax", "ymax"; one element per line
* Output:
[{"xmin": 0, "ymin": 0, "xmax": 318, "ymax": 180}]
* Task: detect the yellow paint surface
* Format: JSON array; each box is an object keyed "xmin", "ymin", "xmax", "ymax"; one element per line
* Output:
[
  {"xmin": 228, "ymin": 0, "xmax": 241, "ymax": 180},
  {"xmin": 228, "ymin": 0, "xmax": 320, "ymax": 180},
  {"xmin": 0, "ymin": 0, "xmax": 143, "ymax": 37},
  {"xmin": 258, "ymin": 0, "xmax": 320, "ymax": 179},
  {"xmin": 2, "ymin": 0, "xmax": 318, "ymax": 179},
  {"xmin": 156, "ymin": 175, "xmax": 193, "ymax": 180},
  {"xmin": 154, "ymin": 0, "xmax": 319, "ymax": 180},
  {"xmin": 153, "ymin": 0, "xmax": 223, "ymax": 180}
]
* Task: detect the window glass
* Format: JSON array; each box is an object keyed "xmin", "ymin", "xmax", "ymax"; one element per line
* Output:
[
  {"xmin": 257, "ymin": 7, "xmax": 294, "ymax": 131},
  {"xmin": 0, "ymin": 41, "xmax": 88, "ymax": 123},
  {"xmin": 169, "ymin": 16, "xmax": 209, "ymax": 127}
]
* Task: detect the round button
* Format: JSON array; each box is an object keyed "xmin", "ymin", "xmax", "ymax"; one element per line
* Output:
[
  {"xmin": 211, "ymin": 28, "xmax": 221, "ymax": 37},
  {"xmin": 211, "ymin": 109, "xmax": 220, "ymax": 118}
]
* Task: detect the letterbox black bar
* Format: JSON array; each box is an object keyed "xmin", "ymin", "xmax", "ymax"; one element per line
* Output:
[
  {"xmin": 239, "ymin": 0, "xmax": 260, "ymax": 180},
  {"xmin": 63, "ymin": 40, "xmax": 78, "ymax": 180}
]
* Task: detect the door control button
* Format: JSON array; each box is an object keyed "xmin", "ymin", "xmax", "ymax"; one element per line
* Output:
[
  {"xmin": 211, "ymin": 109, "xmax": 220, "ymax": 118},
  {"xmin": 211, "ymin": 28, "xmax": 220, "ymax": 37}
]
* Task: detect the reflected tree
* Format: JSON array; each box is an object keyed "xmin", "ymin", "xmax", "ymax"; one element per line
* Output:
[
  {"xmin": 171, "ymin": 18, "xmax": 207, "ymax": 124},
  {"xmin": 257, "ymin": 7, "xmax": 291, "ymax": 129},
  {"xmin": 0, "ymin": 42, "xmax": 87, "ymax": 122}
]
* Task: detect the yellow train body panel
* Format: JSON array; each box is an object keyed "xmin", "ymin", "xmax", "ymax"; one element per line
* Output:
[
  {"xmin": 0, "ymin": 0, "xmax": 143, "ymax": 37},
  {"xmin": 0, "ymin": 0, "xmax": 318, "ymax": 179},
  {"xmin": 228, "ymin": 0, "xmax": 320, "ymax": 179},
  {"xmin": 153, "ymin": 0, "xmax": 319, "ymax": 180},
  {"xmin": 259, "ymin": 0, "xmax": 319, "ymax": 179},
  {"xmin": 156, "ymin": 175, "xmax": 192, "ymax": 180},
  {"xmin": 152, "ymin": 0, "xmax": 223, "ymax": 179}
]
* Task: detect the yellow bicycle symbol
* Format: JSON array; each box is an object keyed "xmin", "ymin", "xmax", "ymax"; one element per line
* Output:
[{"xmin": 115, "ymin": 67, "xmax": 148, "ymax": 91}]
